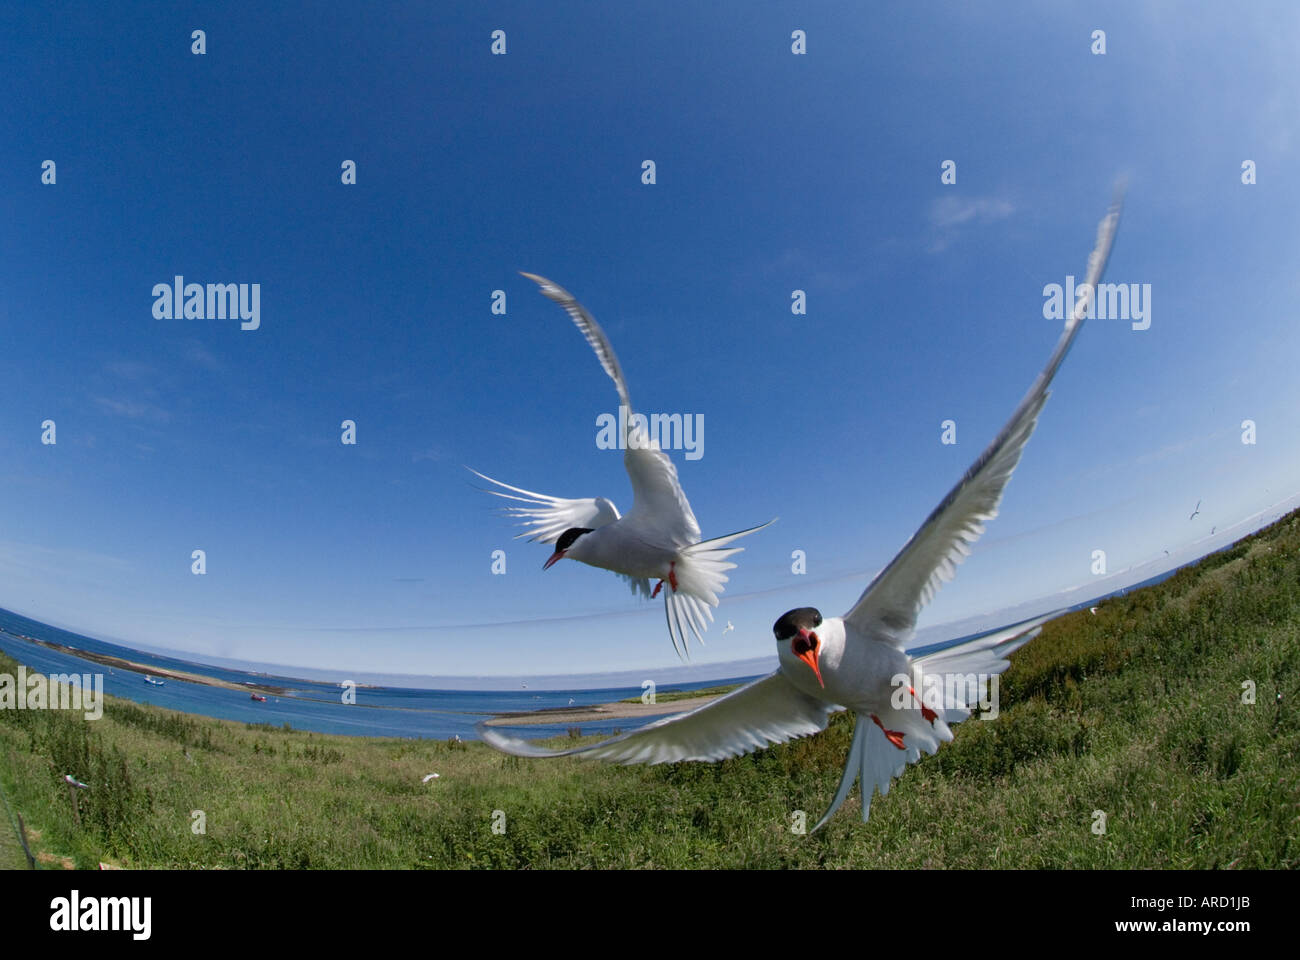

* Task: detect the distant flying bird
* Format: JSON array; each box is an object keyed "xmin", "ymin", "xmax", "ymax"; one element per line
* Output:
[
  {"xmin": 1089, "ymin": 607, "xmax": 1098, "ymax": 615},
  {"xmin": 1189, "ymin": 500, "xmax": 1202, "ymax": 520},
  {"xmin": 1211, "ymin": 526, "xmax": 1215, "ymax": 535},
  {"xmin": 63, "ymin": 775, "xmax": 89, "ymax": 789},
  {"xmin": 480, "ymin": 194, "xmax": 1122, "ymax": 831},
  {"xmin": 422, "ymin": 773, "xmax": 440, "ymax": 783},
  {"xmin": 568, "ymin": 698, "xmax": 576, "ymax": 705},
  {"xmin": 472, "ymin": 272, "xmax": 775, "ymax": 658},
  {"xmin": 722, "ymin": 621, "xmax": 735, "ymax": 635}
]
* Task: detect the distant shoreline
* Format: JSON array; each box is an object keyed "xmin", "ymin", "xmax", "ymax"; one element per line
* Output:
[
  {"xmin": 8, "ymin": 632, "xmax": 731, "ymax": 724},
  {"xmin": 19, "ymin": 636, "xmax": 290, "ymax": 696},
  {"xmin": 483, "ymin": 693, "xmax": 720, "ymax": 726}
]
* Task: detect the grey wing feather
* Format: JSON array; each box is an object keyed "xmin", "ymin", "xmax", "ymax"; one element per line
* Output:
[
  {"xmin": 618, "ymin": 572, "xmax": 655, "ymax": 598},
  {"xmin": 520, "ymin": 271, "xmax": 701, "ymax": 543},
  {"xmin": 467, "ymin": 467, "xmax": 621, "ymax": 543},
  {"xmin": 520, "ymin": 272, "xmax": 633, "ymax": 413},
  {"xmin": 844, "ymin": 191, "xmax": 1123, "ymax": 646},
  {"xmin": 478, "ymin": 672, "xmax": 840, "ymax": 765}
]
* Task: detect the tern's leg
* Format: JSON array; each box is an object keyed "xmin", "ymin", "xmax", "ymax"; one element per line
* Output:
[
  {"xmin": 651, "ymin": 561, "xmax": 679, "ymax": 598},
  {"xmin": 871, "ymin": 713, "xmax": 907, "ymax": 750},
  {"xmin": 909, "ymin": 686, "xmax": 938, "ymax": 725}
]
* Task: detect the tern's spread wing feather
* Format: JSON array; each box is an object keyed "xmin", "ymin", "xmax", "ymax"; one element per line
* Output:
[
  {"xmin": 617, "ymin": 572, "xmax": 654, "ymax": 599},
  {"xmin": 467, "ymin": 468, "xmax": 621, "ymax": 544},
  {"xmin": 813, "ymin": 613, "xmax": 1054, "ymax": 832},
  {"xmin": 479, "ymin": 672, "xmax": 840, "ymax": 765},
  {"xmin": 844, "ymin": 194, "xmax": 1123, "ymax": 647},
  {"xmin": 521, "ymin": 272, "xmax": 702, "ymax": 546},
  {"xmin": 621, "ymin": 446, "xmax": 702, "ymax": 545},
  {"xmin": 521, "ymin": 271, "xmax": 632, "ymax": 412}
]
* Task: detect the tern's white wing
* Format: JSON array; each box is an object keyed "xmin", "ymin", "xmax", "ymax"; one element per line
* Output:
[
  {"xmin": 844, "ymin": 193, "xmax": 1123, "ymax": 647},
  {"xmin": 521, "ymin": 272, "xmax": 633, "ymax": 412},
  {"xmin": 467, "ymin": 468, "xmax": 621, "ymax": 544},
  {"xmin": 521, "ymin": 272, "xmax": 702, "ymax": 547},
  {"xmin": 479, "ymin": 672, "xmax": 840, "ymax": 764},
  {"xmin": 621, "ymin": 442, "xmax": 703, "ymax": 547}
]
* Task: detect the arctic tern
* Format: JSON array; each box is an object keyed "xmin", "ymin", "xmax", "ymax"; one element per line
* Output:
[
  {"xmin": 472, "ymin": 272, "xmax": 774, "ymax": 659},
  {"xmin": 480, "ymin": 193, "xmax": 1123, "ymax": 831}
]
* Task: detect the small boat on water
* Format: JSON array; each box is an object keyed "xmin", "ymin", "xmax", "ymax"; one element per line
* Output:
[
  {"xmin": 144, "ymin": 676, "xmax": 165, "ymax": 686},
  {"xmin": 250, "ymin": 693, "xmax": 267, "ymax": 702}
]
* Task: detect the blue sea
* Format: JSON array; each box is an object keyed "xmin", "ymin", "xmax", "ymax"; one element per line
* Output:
[
  {"xmin": 0, "ymin": 607, "xmax": 759, "ymax": 741},
  {"xmin": 0, "ymin": 559, "xmax": 1193, "ymax": 743}
]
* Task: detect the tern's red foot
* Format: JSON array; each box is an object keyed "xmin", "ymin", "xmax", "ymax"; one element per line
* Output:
[
  {"xmin": 871, "ymin": 714, "xmax": 907, "ymax": 750},
  {"xmin": 909, "ymin": 686, "xmax": 938, "ymax": 725},
  {"xmin": 652, "ymin": 564, "xmax": 680, "ymax": 599}
]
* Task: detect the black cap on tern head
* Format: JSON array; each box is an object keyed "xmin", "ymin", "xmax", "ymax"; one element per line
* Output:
[
  {"xmin": 773, "ymin": 607, "xmax": 822, "ymax": 641},
  {"xmin": 555, "ymin": 527, "xmax": 593, "ymax": 551}
]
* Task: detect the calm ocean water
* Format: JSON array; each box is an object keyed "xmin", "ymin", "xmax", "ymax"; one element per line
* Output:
[
  {"xmin": 0, "ymin": 607, "xmax": 759, "ymax": 741},
  {"xmin": 0, "ymin": 560, "xmax": 1188, "ymax": 742}
]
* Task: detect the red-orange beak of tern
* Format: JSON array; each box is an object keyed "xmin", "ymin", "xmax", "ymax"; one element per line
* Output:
[
  {"xmin": 543, "ymin": 549, "xmax": 565, "ymax": 570},
  {"xmin": 793, "ymin": 627, "xmax": 824, "ymax": 688}
]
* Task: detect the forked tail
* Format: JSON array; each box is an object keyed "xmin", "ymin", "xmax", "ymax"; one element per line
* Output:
[
  {"xmin": 662, "ymin": 519, "xmax": 777, "ymax": 660},
  {"xmin": 810, "ymin": 610, "xmax": 1057, "ymax": 832}
]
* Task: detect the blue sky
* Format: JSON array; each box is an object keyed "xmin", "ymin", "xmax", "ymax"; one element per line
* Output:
[{"xmin": 2, "ymin": 2, "xmax": 1298, "ymax": 681}]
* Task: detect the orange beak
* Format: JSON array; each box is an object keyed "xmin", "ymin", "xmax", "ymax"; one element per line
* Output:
[
  {"xmin": 543, "ymin": 549, "xmax": 565, "ymax": 570},
  {"xmin": 795, "ymin": 628, "xmax": 824, "ymax": 688}
]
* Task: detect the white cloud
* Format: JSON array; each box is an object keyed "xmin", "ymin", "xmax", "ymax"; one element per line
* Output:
[
  {"xmin": 91, "ymin": 395, "xmax": 172, "ymax": 423},
  {"xmin": 928, "ymin": 195, "xmax": 1015, "ymax": 252}
]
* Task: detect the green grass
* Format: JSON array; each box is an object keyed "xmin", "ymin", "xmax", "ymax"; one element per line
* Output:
[
  {"xmin": 1, "ymin": 510, "xmax": 1298, "ymax": 868},
  {"xmin": 0, "ymin": 798, "xmax": 26, "ymax": 869},
  {"xmin": 620, "ymin": 683, "xmax": 742, "ymax": 704}
]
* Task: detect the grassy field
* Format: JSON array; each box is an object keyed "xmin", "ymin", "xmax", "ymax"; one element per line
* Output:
[
  {"xmin": 0, "ymin": 795, "xmax": 27, "ymax": 869},
  {"xmin": 620, "ymin": 682, "xmax": 742, "ymax": 704},
  {"xmin": 1, "ymin": 511, "xmax": 1297, "ymax": 869}
]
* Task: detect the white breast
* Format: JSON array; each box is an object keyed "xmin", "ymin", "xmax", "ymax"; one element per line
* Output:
[
  {"xmin": 778, "ymin": 617, "xmax": 911, "ymax": 713},
  {"xmin": 572, "ymin": 521, "xmax": 676, "ymax": 579}
]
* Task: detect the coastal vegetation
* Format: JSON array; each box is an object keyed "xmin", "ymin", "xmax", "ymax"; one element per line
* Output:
[{"xmin": 1, "ymin": 511, "xmax": 1296, "ymax": 869}]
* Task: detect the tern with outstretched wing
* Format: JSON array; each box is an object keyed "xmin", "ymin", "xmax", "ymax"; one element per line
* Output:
[
  {"xmin": 481, "ymin": 193, "xmax": 1122, "ymax": 830},
  {"xmin": 473, "ymin": 273, "xmax": 774, "ymax": 659}
]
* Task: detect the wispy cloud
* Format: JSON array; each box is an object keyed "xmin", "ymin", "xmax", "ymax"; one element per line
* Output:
[
  {"xmin": 1133, "ymin": 428, "xmax": 1229, "ymax": 466},
  {"xmin": 91, "ymin": 395, "xmax": 172, "ymax": 423},
  {"xmin": 92, "ymin": 358, "xmax": 175, "ymax": 423},
  {"xmin": 755, "ymin": 247, "xmax": 868, "ymax": 295},
  {"xmin": 928, "ymin": 195, "xmax": 1015, "ymax": 252},
  {"xmin": 413, "ymin": 444, "xmax": 450, "ymax": 463},
  {"xmin": 103, "ymin": 359, "xmax": 155, "ymax": 381},
  {"xmin": 0, "ymin": 539, "xmax": 134, "ymax": 582},
  {"xmin": 181, "ymin": 339, "xmax": 228, "ymax": 374}
]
